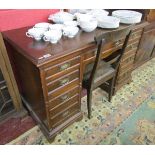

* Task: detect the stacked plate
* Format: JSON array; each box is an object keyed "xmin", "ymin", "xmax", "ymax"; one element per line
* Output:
[
  {"xmin": 97, "ymin": 16, "xmax": 120, "ymax": 29},
  {"xmin": 112, "ymin": 10, "xmax": 142, "ymax": 24}
]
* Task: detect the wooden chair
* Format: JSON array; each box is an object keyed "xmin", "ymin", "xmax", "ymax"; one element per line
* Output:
[{"xmin": 83, "ymin": 26, "xmax": 132, "ymax": 119}]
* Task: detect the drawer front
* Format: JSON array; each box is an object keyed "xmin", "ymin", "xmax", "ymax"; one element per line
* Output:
[
  {"xmin": 49, "ymin": 95, "xmax": 79, "ymax": 117},
  {"xmin": 48, "ymin": 86, "xmax": 79, "ymax": 109},
  {"xmin": 116, "ymin": 76, "xmax": 132, "ymax": 85},
  {"xmin": 115, "ymin": 78, "xmax": 132, "ymax": 91},
  {"xmin": 130, "ymin": 29, "xmax": 143, "ymax": 41},
  {"xmin": 47, "ymin": 70, "xmax": 79, "ymax": 92},
  {"xmin": 84, "ymin": 49, "xmax": 96, "ymax": 61},
  {"xmin": 125, "ymin": 41, "xmax": 139, "ymax": 53},
  {"xmin": 50, "ymin": 103, "xmax": 80, "ymax": 128},
  {"xmin": 121, "ymin": 52, "xmax": 135, "ymax": 64},
  {"xmin": 102, "ymin": 38, "xmax": 125, "ymax": 51},
  {"xmin": 117, "ymin": 67, "xmax": 133, "ymax": 81},
  {"xmin": 122, "ymin": 48, "xmax": 137, "ymax": 59},
  {"xmin": 119, "ymin": 61, "xmax": 133, "ymax": 72},
  {"xmin": 132, "ymin": 27, "xmax": 143, "ymax": 33},
  {"xmin": 119, "ymin": 63, "xmax": 133, "ymax": 74},
  {"xmin": 44, "ymin": 56, "xmax": 80, "ymax": 78},
  {"xmin": 48, "ymin": 78, "xmax": 79, "ymax": 100}
]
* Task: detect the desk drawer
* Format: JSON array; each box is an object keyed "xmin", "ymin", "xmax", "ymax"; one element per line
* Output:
[
  {"xmin": 125, "ymin": 41, "xmax": 139, "ymax": 53},
  {"xmin": 117, "ymin": 67, "xmax": 133, "ymax": 81},
  {"xmin": 44, "ymin": 56, "xmax": 80, "ymax": 78},
  {"xmin": 130, "ymin": 29, "xmax": 143, "ymax": 41},
  {"xmin": 102, "ymin": 38, "xmax": 125, "ymax": 51},
  {"xmin": 48, "ymin": 78, "xmax": 79, "ymax": 100},
  {"xmin": 46, "ymin": 70, "xmax": 79, "ymax": 92},
  {"xmin": 48, "ymin": 86, "xmax": 79, "ymax": 108},
  {"xmin": 50, "ymin": 103, "xmax": 80, "ymax": 128},
  {"xmin": 49, "ymin": 95, "xmax": 79, "ymax": 117},
  {"xmin": 121, "ymin": 52, "xmax": 135, "ymax": 64}
]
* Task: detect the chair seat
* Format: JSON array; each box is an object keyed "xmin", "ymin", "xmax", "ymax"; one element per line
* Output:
[{"xmin": 83, "ymin": 60, "xmax": 115, "ymax": 88}]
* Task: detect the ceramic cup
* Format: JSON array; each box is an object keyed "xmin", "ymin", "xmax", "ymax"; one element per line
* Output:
[
  {"xmin": 48, "ymin": 24, "xmax": 64, "ymax": 31},
  {"xmin": 43, "ymin": 30, "xmax": 62, "ymax": 44},
  {"xmin": 62, "ymin": 26, "xmax": 79, "ymax": 38},
  {"xmin": 63, "ymin": 21, "xmax": 78, "ymax": 27},
  {"xmin": 33, "ymin": 22, "xmax": 50, "ymax": 31},
  {"xmin": 26, "ymin": 28, "xmax": 46, "ymax": 41}
]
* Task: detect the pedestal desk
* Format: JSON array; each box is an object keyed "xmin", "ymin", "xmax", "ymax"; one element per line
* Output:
[{"xmin": 2, "ymin": 21, "xmax": 148, "ymax": 141}]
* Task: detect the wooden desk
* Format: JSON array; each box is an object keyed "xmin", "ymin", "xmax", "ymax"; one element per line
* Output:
[{"xmin": 2, "ymin": 22, "xmax": 148, "ymax": 141}]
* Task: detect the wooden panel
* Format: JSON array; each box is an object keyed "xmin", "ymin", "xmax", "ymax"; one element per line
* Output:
[
  {"xmin": 0, "ymin": 33, "xmax": 22, "ymax": 111},
  {"xmin": 134, "ymin": 22, "xmax": 155, "ymax": 67},
  {"xmin": 147, "ymin": 9, "xmax": 155, "ymax": 22}
]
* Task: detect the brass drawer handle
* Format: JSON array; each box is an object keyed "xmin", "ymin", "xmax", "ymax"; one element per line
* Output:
[
  {"xmin": 60, "ymin": 63, "xmax": 70, "ymax": 71},
  {"xmin": 130, "ymin": 44, "xmax": 134, "ymax": 50},
  {"xmin": 60, "ymin": 78, "xmax": 70, "ymax": 86},
  {"xmin": 115, "ymin": 41, "xmax": 121, "ymax": 47},
  {"xmin": 62, "ymin": 110, "xmax": 69, "ymax": 117},
  {"xmin": 61, "ymin": 94, "xmax": 69, "ymax": 101},
  {"xmin": 132, "ymin": 33, "xmax": 137, "ymax": 38}
]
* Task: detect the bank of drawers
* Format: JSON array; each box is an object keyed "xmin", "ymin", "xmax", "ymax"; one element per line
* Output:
[
  {"xmin": 42, "ymin": 55, "xmax": 81, "ymax": 129},
  {"xmin": 115, "ymin": 27, "xmax": 143, "ymax": 89},
  {"xmin": 83, "ymin": 38, "xmax": 125, "ymax": 66}
]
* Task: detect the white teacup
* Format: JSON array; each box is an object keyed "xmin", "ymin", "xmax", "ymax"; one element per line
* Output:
[
  {"xmin": 33, "ymin": 22, "xmax": 50, "ymax": 31},
  {"xmin": 48, "ymin": 24, "xmax": 64, "ymax": 31},
  {"xmin": 26, "ymin": 28, "xmax": 46, "ymax": 41},
  {"xmin": 75, "ymin": 13, "xmax": 94, "ymax": 23},
  {"xmin": 43, "ymin": 30, "xmax": 62, "ymax": 44},
  {"xmin": 62, "ymin": 26, "xmax": 79, "ymax": 38},
  {"xmin": 63, "ymin": 21, "xmax": 78, "ymax": 27}
]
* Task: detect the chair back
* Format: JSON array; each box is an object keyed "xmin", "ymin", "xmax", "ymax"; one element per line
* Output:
[{"xmin": 89, "ymin": 26, "xmax": 132, "ymax": 86}]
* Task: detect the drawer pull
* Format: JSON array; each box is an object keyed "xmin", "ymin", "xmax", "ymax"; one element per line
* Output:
[
  {"xmin": 130, "ymin": 45, "xmax": 134, "ymax": 50},
  {"xmin": 60, "ymin": 78, "xmax": 70, "ymax": 86},
  {"xmin": 132, "ymin": 33, "xmax": 137, "ymax": 38},
  {"xmin": 60, "ymin": 63, "xmax": 70, "ymax": 71},
  {"xmin": 61, "ymin": 94, "xmax": 69, "ymax": 101},
  {"xmin": 115, "ymin": 41, "xmax": 120, "ymax": 47},
  {"xmin": 62, "ymin": 110, "xmax": 69, "ymax": 117}
]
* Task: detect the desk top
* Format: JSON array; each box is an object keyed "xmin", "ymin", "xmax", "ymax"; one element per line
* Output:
[{"xmin": 2, "ymin": 22, "xmax": 148, "ymax": 67}]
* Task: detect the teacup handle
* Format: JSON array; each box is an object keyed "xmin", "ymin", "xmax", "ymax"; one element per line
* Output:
[
  {"xmin": 43, "ymin": 36, "xmax": 50, "ymax": 42},
  {"xmin": 26, "ymin": 32, "xmax": 33, "ymax": 38},
  {"xmin": 63, "ymin": 31, "xmax": 68, "ymax": 36}
]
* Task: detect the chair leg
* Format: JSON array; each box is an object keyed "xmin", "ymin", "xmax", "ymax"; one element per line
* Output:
[
  {"xmin": 87, "ymin": 88, "xmax": 92, "ymax": 119},
  {"xmin": 108, "ymin": 76, "xmax": 116, "ymax": 102}
]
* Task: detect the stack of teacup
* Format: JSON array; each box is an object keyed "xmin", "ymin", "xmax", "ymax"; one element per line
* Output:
[
  {"xmin": 26, "ymin": 22, "xmax": 50, "ymax": 41},
  {"xmin": 26, "ymin": 21, "xmax": 79, "ymax": 44}
]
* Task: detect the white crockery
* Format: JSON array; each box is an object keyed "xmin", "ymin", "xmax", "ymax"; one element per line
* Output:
[
  {"xmin": 79, "ymin": 19, "xmax": 97, "ymax": 32},
  {"xmin": 75, "ymin": 13, "xmax": 94, "ymax": 23},
  {"xmin": 112, "ymin": 10, "xmax": 142, "ymax": 24},
  {"xmin": 33, "ymin": 22, "xmax": 50, "ymax": 30},
  {"xmin": 97, "ymin": 16, "xmax": 120, "ymax": 29},
  {"xmin": 68, "ymin": 9, "xmax": 91, "ymax": 15},
  {"xmin": 87, "ymin": 9, "xmax": 109, "ymax": 18},
  {"xmin": 48, "ymin": 11, "xmax": 74, "ymax": 24},
  {"xmin": 43, "ymin": 30, "xmax": 62, "ymax": 44},
  {"xmin": 62, "ymin": 26, "xmax": 79, "ymax": 38},
  {"xmin": 63, "ymin": 21, "xmax": 78, "ymax": 27},
  {"xmin": 26, "ymin": 28, "xmax": 46, "ymax": 41},
  {"xmin": 48, "ymin": 24, "xmax": 64, "ymax": 31}
]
